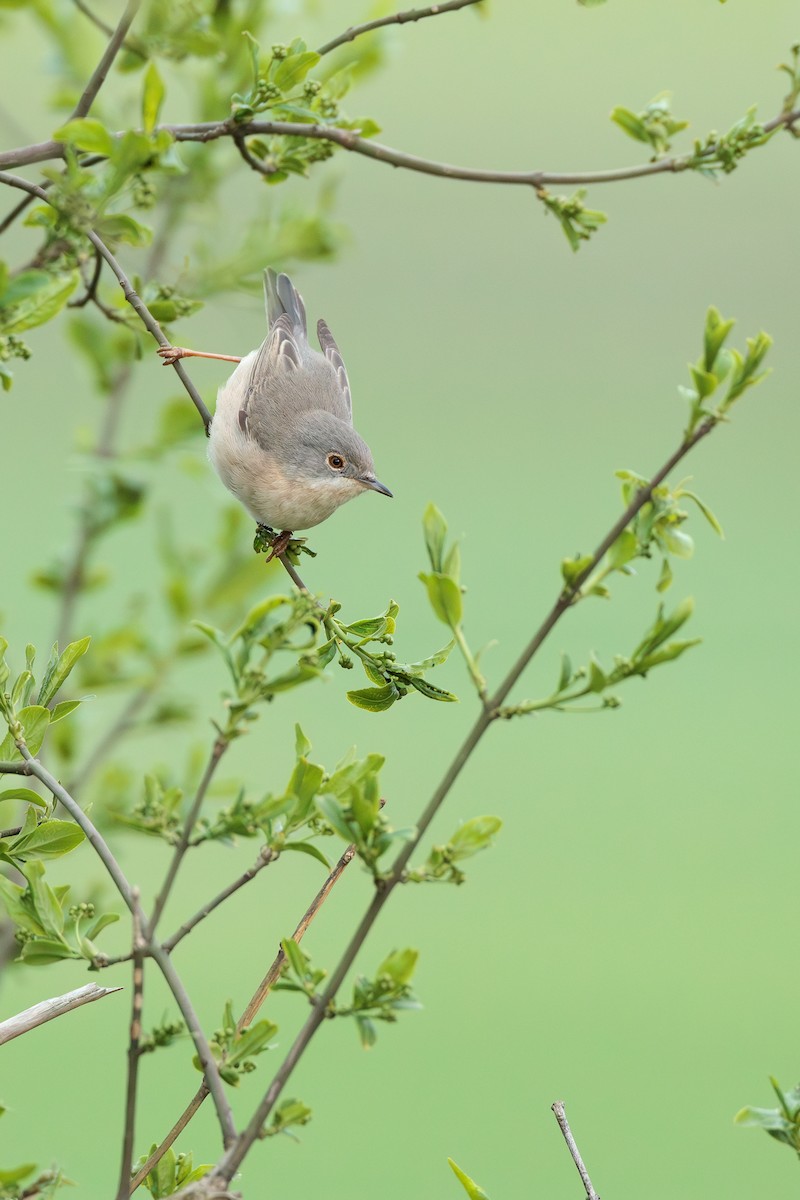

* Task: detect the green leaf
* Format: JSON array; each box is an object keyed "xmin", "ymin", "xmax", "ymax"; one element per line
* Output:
[
  {"xmin": 406, "ymin": 676, "xmax": 458, "ymax": 702},
  {"xmin": 587, "ymin": 654, "xmax": 607, "ymax": 693},
  {"xmin": 0, "ymin": 271, "xmax": 79, "ymax": 334},
  {"xmin": 37, "ymin": 636, "xmax": 91, "ymax": 706},
  {"xmin": 346, "ymin": 684, "xmax": 399, "ymax": 713},
  {"xmin": 680, "ymin": 489, "xmax": 724, "ymax": 537},
  {"xmin": 49, "ymin": 699, "xmax": 81, "ymax": 723},
  {"xmin": 449, "ymin": 815, "xmax": 502, "ymax": 860},
  {"xmin": 315, "ymin": 794, "xmax": 357, "ymax": 841},
  {"xmin": 561, "ymin": 554, "xmax": 593, "ymax": 589},
  {"xmin": 448, "ymin": 1158, "xmax": 491, "ymax": 1200},
  {"xmin": 10, "ymin": 819, "xmax": 84, "ymax": 859},
  {"xmin": 419, "ymin": 572, "xmax": 463, "ymax": 627},
  {"xmin": 0, "ymin": 706, "xmax": 50, "ymax": 761},
  {"xmin": 142, "ymin": 61, "xmax": 166, "ymax": 134},
  {"xmin": 610, "ymin": 106, "xmax": 650, "ymax": 144},
  {"xmin": 281, "ymin": 841, "xmax": 331, "ymax": 869},
  {"xmin": 95, "ymin": 213, "xmax": 152, "ymax": 248},
  {"xmin": 295, "ymin": 724, "xmax": 311, "ymax": 759},
  {"xmin": 377, "ymin": 947, "xmax": 418, "ymax": 985},
  {"xmin": 52, "ymin": 117, "xmax": 114, "ymax": 155},
  {"xmin": 273, "ymin": 51, "xmax": 321, "ymax": 90},
  {"xmin": 0, "ymin": 787, "xmax": 46, "ymax": 807},
  {"xmin": 281, "ymin": 937, "xmax": 308, "ymax": 979},
  {"xmin": 422, "ymin": 503, "xmax": 448, "ymax": 572}
]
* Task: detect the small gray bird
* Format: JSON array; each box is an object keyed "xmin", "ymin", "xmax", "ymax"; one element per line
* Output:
[{"xmin": 161, "ymin": 270, "xmax": 391, "ymax": 556}]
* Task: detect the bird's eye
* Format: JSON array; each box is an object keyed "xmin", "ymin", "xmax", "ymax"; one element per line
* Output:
[{"xmin": 327, "ymin": 453, "xmax": 345, "ymax": 470}]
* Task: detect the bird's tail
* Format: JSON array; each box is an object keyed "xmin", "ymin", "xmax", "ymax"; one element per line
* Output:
[{"xmin": 264, "ymin": 268, "xmax": 307, "ymax": 336}]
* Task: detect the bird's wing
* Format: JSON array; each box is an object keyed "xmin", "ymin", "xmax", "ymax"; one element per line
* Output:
[
  {"xmin": 238, "ymin": 315, "xmax": 302, "ymax": 437},
  {"xmin": 317, "ymin": 318, "xmax": 352, "ymax": 422}
]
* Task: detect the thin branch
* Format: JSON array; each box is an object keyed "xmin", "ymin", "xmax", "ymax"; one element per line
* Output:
[
  {"xmin": 161, "ymin": 846, "xmax": 276, "ymax": 953},
  {"xmin": 116, "ymin": 892, "xmax": 145, "ymax": 1200},
  {"xmin": 208, "ymin": 417, "xmax": 722, "ymax": 1185},
  {"xmin": 129, "ymin": 843, "xmax": 356, "ymax": 1193},
  {"xmin": 72, "ymin": 0, "xmax": 147, "ymax": 60},
  {"xmin": 147, "ymin": 735, "xmax": 229, "ymax": 938},
  {"xmin": 232, "ymin": 134, "xmax": 278, "ymax": 177},
  {"xmin": 0, "ymin": 982, "xmax": 122, "ymax": 1045},
  {"xmin": 0, "ymin": 761, "xmax": 31, "ymax": 775},
  {"xmin": 147, "ymin": 941, "xmax": 237, "ymax": 1147},
  {"xmin": 551, "ymin": 1101, "xmax": 600, "ymax": 1200},
  {"xmin": 68, "ymin": 246, "xmax": 104, "ymax": 309},
  {"xmin": 71, "ymin": 0, "xmax": 142, "ymax": 120},
  {"xmin": 2, "ymin": 103, "xmax": 798, "ymax": 183},
  {"xmin": 19, "ymin": 747, "xmax": 136, "ymax": 914},
  {"xmin": 317, "ymin": 0, "xmax": 483, "ymax": 56},
  {"xmin": 127, "ymin": 1088, "xmax": 208, "ymax": 1196},
  {"xmin": 0, "ymin": 171, "xmax": 212, "ymax": 432}
]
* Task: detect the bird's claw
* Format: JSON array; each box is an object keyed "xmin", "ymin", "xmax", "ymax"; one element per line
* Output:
[
  {"xmin": 264, "ymin": 530, "xmax": 294, "ymax": 562},
  {"xmin": 157, "ymin": 345, "xmax": 186, "ymax": 366}
]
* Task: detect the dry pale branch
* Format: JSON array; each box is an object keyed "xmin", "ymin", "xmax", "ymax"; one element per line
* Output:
[{"xmin": 0, "ymin": 983, "xmax": 122, "ymax": 1045}]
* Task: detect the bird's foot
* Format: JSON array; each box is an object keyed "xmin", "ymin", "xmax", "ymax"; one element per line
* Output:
[
  {"xmin": 253, "ymin": 524, "xmax": 317, "ymax": 563},
  {"xmin": 264, "ymin": 529, "xmax": 294, "ymax": 562}
]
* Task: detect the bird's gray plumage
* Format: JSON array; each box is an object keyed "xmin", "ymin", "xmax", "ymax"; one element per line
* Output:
[
  {"xmin": 239, "ymin": 270, "xmax": 353, "ymax": 452},
  {"xmin": 208, "ymin": 268, "xmax": 390, "ymax": 533}
]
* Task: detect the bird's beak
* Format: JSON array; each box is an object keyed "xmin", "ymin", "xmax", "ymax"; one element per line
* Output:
[{"xmin": 360, "ymin": 475, "xmax": 393, "ymax": 498}]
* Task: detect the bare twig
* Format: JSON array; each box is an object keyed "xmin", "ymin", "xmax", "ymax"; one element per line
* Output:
[
  {"xmin": 71, "ymin": 0, "xmax": 142, "ymax": 120},
  {"xmin": 68, "ymin": 246, "xmax": 104, "ymax": 309},
  {"xmin": 232, "ymin": 134, "xmax": 278, "ymax": 177},
  {"xmin": 161, "ymin": 846, "xmax": 276, "ymax": 953},
  {"xmin": 0, "ymin": 982, "xmax": 122, "ymax": 1045},
  {"xmin": 208, "ymin": 418, "xmax": 721, "ymax": 1185},
  {"xmin": 147, "ymin": 735, "xmax": 229, "ymax": 938},
  {"xmin": 317, "ymin": 0, "xmax": 483, "ymax": 56},
  {"xmin": 551, "ymin": 1101, "xmax": 600, "ymax": 1200},
  {"xmin": 19, "ymin": 746, "xmax": 136, "ymax": 914},
  {"xmin": 129, "ymin": 843, "xmax": 356, "ymax": 1193},
  {"xmin": 147, "ymin": 941, "xmax": 237, "ymax": 1147},
  {"xmin": 116, "ymin": 893, "xmax": 146, "ymax": 1200}
]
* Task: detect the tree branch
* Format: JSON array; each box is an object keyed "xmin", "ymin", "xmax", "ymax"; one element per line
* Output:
[
  {"xmin": 1, "ymin": 104, "xmax": 797, "ymax": 184},
  {"xmin": 147, "ymin": 734, "xmax": 229, "ymax": 938},
  {"xmin": 551, "ymin": 1101, "xmax": 600, "ymax": 1200},
  {"xmin": 316, "ymin": 0, "xmax": 483, "ymax": 56},
  {"xmin": 116, "ymin": 893, "xmax": 145, "ymax": 1200},
  {"xmin": 208, "ymin": 416, "xmax": 722, "ymax": 1185},
  {"xmin": 71, "ymin": 0, "xmax": 142, "ymax": 120},
  {"xmin": 161, "ymin": 846, "xmax": 276, "ymax": 954},
  {"xmin": 129, "ymin": 843, "xmax": 356, "ymax": 1193},
  {"xmin": 0, "ymin": 982, "xmax": 122, "ymax": 1045},
  {"xmin": 147, "ymin": 941, "xmax": 237, "ymax": 1148}
]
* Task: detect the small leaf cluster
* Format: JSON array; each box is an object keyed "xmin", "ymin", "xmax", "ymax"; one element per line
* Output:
[
  {"xmin": 261, "ymin": 1097, "xmax": 313, "ymax": 1141},
  {"xmin": 192, "ymin": 726, "xmax": 326, "ymax": 861},
  {"xmin": 538, "ymin": 187, "xmax": 607, "ymax": 253},
  {"xmin": 688, "ymin": 106, "xmax": 771, "ymax": 177},
  {"xmin": 681, "ymin": 306, "xmax": 771, "ymax": 439},
  {"xmin": 779, "ymin": 44, "xmax": 800, "ymax": 129},
  {"xmin": 611, "ymin": 92, "xmax": 689, "ymax": 158},
  {"xmin": 0, "ymin": 636, "xmax": 89, "ymax": 766},
  {"xmin": 419, "ymin": 504, "xmax": 486, "ymax": 699},
  {"xmin": 196, "ymin": 1000, "xmax": 277, "ymax": 1087},
  {"xmin": 330, "ymin": 596, "xmax": 458, "ymax": 712},
  {"xmin": 231, "ymin": 35, "xmax": 380, "ymax": 183},
  {"xmin": 313, "ymin": 747, "xmax": 408, "ymax": 876},
  {"xmin": 735, "ymin": 1076, "xmax": 800, "ymax": 1156},
  {"xmin": 134, "ymin": 1146, "xmax": 210, "ymax": 1200},
  {"xmin": 498, "ymin": 598, "xmax": 699, "ymax": 718},
  {"xmin": 0, "ymin": 263, "xmax": 71, "ymax": 390},
  {"xmin": 195, "ymin": 592, "xmax": 330, "ymax": 737},
  {"xmin": 407, "ymin": 815, "xmax": 503, "ymax": 885},
  {"xmin": 139, "ymin": 1017, "xmax": 185, "ymax": 1055},
  {"xmin": 279, "ymin": 940, "xmax": 421, "ymax": 1049},
  {"xmin": 0, "ymin": 860, "xmax": 119, "ymax": 966}
]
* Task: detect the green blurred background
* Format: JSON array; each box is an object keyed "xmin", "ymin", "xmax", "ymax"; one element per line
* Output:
[{"xmin": 2, "ymin": 1, "xmax": 800, "ymax": 1196}]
